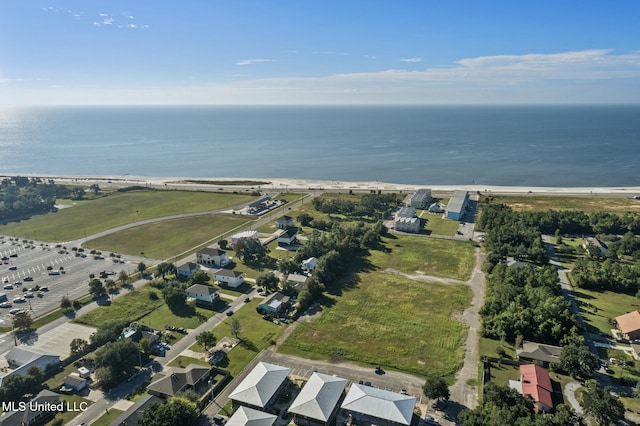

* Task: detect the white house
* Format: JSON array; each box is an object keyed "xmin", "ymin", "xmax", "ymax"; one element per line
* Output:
[
  {"xmin": 278, "ymin": 227, "xmax": 298, "ymax": 246},
  {"xmin": 62, "ymin": 374, "xmax": 88, "ymax": 393},
  {"xmin": 289, "ymin": 372, "xmax": 347, "ymax": 426},
  {"xmin": 286, "ymin": 273, "xmax": 308, "ymax": 291},
  {"xmin": 186, "ymin": 284, "xmax": 219, "ymax": 306},
  {"xmin": 229, "ymin": 362, "xmax": 291, "ymax": 410},
  {"xmin": 213, "ymin": 269, "xmax": 245, "ymax": 288},
  {"xmin": 177, "ymin": 262, "xmax": 200, "ymax": 278},
  {"xmin": 231, "ymin": 231, "xmax": 259, "ymax": 248},
  {"xmin": 302, "ymin": 257, "xmax": 318, "ymax": 272},
  {"xmin": 341, "ymin": 384, "xmax": 416, "ymax": 426},
  {"xmin": 275, "ymin": 215, "xmax": 294, "ymax": 229},
  {"xmin": 197, "ymin": 248, "xmax": 229, "ymax": 267}
]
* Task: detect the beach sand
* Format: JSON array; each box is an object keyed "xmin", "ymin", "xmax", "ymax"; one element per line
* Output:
[{"xmin": 23, "ymin": 174, "xmax": 640, "ymax": 198}]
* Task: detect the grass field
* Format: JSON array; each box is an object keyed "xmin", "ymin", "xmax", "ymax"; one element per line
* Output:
[
  {"xmin": 280, "ymin": 270, "xmax": 471, "ymax": 379},
  {"xmin": 369, "ymin": 235, "xmax": 475, "ymax": 281},
  {"xmin": 74, "ymin": 286, "xmax": 164, "ymax": 327},
  {"xmin": 573, "ymin": 288, "xmax": 640, "ymax": 335},
  {"xmin": 486, "ymin": 195, "xmax": 640, "ymax": 213},
  {"xmin": 84, "ymin": 213, "xmax": 254, "ymax": 259},
  {"xmin": 0, "ymin": 189, "xmax": 257, "ymax": 242},
  {"xmin": 420, "ymin": 213, "xmax": 460, "ymax": 236}
]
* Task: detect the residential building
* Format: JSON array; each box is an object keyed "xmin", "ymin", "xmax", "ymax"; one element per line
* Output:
[
  {"xmin": 186, "ymin": 283, "xmax": 220, "ymax": 308},
  {"xmin": 396, "ymin": 207, "xmax": 417, "ymax": 218},
  {"xmin": 61, "ymin": 374, "xmax": 88, "ymax": 393},
  {"xmin": 289, "ymin": 372, "xmax": 347, "ymax": 426},
  {"xmin": 286, "ymin": 273, "xmax": 308, "ymax": 292},
  {"xmin": 228, "ymin": 406, "xmax": 278, "ymax": 426},
  {"xmin": 583, "ymin": 237, "xmax": 607, "ymax": 256},
  {"xmin": 0, "ymin": 346, "xmax": 60, "ymax": 386},
  {"xmin": 147, "ymin": 364, "xmax": 212, "ymax": 399},
  {"xmin": 0, "ymin": 389, "xmax": 60, "ymax": 425},
  {"xmin": 516, "ymin": 341, "xmax": 563, "ymax": 366},
  {"xmin": 616, "ymin": 311, "xmax": 640, "ymax": 341},
  {"xmin": 394, "ymin": 217, "xmax": 421, "ymax": 233},
  {"xmin": 177, "ymin": 261, "xmax": 200, "ymax": 278},
  {"xmin": 275, "ymin": 215, "xmax": 294, "ymax": 229},
  {"xmin": 445, "ymin": 190, "xmax": 469, "ymax": 221},
  {"xmin": 213, "ymin": 268, "xmax": 245, "ymax": 288},
  {"xmin": 109, "ymin": 395, "xmax": 163, "ymax": 426},
  {"xmin": 257, "ymin": 292, "xmax": 291, "ymax": 315},
  {"xmin": 229, "ymin": 362, "xmax": 291, "ymax": 412},
  {"xmin": 341, "ymin": 384, "xmax": 416, "ymax": 426},
  {"xmin": 278, "ymin": 227, "xmax": 298, "ymax": 246},
  {"xmin": 302, "ymin": 257, "xmax": 318, "ymax": 272},
  {"xmin": 231, "ymin": 231, "xmax": 260, "ymax": 248},
  {"xmin": 428, "ymin": 202, "xmax": 445, "ymax": 213},
  {"xmin": 410, "ymin": 189, "xmax": 432, "ymax": 209},
  {"xmin": 197, "ymin": 248, "xmax": 229, "ymax": 267},
  {"xmin": 509, "ymin": 364, "xmax": 554, "ymax": 413}
]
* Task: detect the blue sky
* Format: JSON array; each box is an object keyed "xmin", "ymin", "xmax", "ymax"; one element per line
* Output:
[{"xmin": 1, "ymin": 1, "xmax": 639, "ymax": 105}]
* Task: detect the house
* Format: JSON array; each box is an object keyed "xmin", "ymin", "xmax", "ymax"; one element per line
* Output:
[
  {"xmin": 227, "ymin": 406, "xmax": 278, "ymax": 426},
  {"xmin": 278, "ymin": 227, "xmax": 298, "ymax": 246},
  {"xmin": 275, "ymin": 215, "xmax": 294, "ymax": 229},
  {"xmin": 121, "ymin": 327, "xmax": 160, "ymax": 346},
  {"xmin": 197, "ymin": 248, "xmax": 230, "ymax": 267},
  {"xmin": 410, "ymin": 189, "xmax": 432, "ymax": 209},
  {"xmin": 61, "ymin": 373, "xmax": 88, "ymax": 393},
  {"xmin": 109, "ymin": 395, "xmax": 163, "ymax": 426},
  {"xmin": 147, "ymin": 364, "xmax": 212, "ymax": 399},
  {"xmin": 0, "ymin": 346, "xmax": 60, "ymax": 386},
  {"xmin": 177, "ymin": 261, "xmax": 200, "ymax": 278},
  {"xmin": 231, "ymin": 230, "xmax": 260, "ymax": 247},
  {"xmin": 506, "ymin": 257, "xmax": 529, "ymax": 268},
  {"xmin": 340, "ymin": 383, "xmax": 416, "ymax": 426},
  {"xmin": 229, "ymin": 362, "xmax": 291, "ymax": 411},
  {"xmin": 302, "ymin": 257, "xmax": 318, "ymax": 272},
  {"xmin": 257, "ymin": 292, "xmax": 290, "ymax": 315},
  {"xmin": 289, "ymin": 372, "xmax": 347, "ymax": 426},
  {"xmin": 286, "ymin": 273, "xmax": 308, "ymax": 292},
  {"xmin": 445, "ymin": 190, "xmax": 469, "ymax": 221},
  {"xmin": 0, "ymin": 389, "xmax": 60, "ymax": 426},
  {"xmin": 396, "ymin": 207, "xmax": 417, "ymax": 218},
  {"xmin": 394, "ymin": 217, "xmax": 420, "ymax": 233},
  {"xmin": 516, "ymin": 341, "xmax": 563, "ymax": 366},
  {"xmin": 213, "ymin": 268, "xmax": 245, "ymax": 288},
  {"xmin": 509, "ymin": 364, "xmax": 554, "ymax": 413},
  {"xmin": 616, "ymin": 311, "xmax": 640, "ymax": 341},
  {"xmin": 428, "ymin": 202, "xmax": 445, "ymax": 213},
  {"xmin": 583, "ymin": 237, "xmax": 607, "ymax": 256},
  {"xmin": 186, "ymin": 283, "xmax": 220, "ymax": 307}
]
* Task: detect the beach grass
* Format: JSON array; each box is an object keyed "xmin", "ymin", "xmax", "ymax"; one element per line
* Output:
[
  {"xmin": 486, "ymin": 195, "xmax": 640, "ymax": 213},
  {"xmin": 369, "ymin": 235, "xmax": 475, "ymax": 281},
  {"xmin": 84, "ymin": 213, "xmax": 254, "ymax": 259},
  {"xmin": 279, "ymin": 270, "xmax": 471, "ymax": 379},
  {"xmin": 0, "ymin": 189, "xmax": 257, "ymax": 242}
]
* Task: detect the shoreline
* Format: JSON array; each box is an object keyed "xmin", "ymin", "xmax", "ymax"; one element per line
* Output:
[{"xmin": 4, "ymin": 174, "xmax": 640, "ymax": 197}]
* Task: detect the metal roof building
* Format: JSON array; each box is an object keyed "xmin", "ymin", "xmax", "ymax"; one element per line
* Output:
[
  {"xmin": 341, "ymin": 384, "xmax": 416, "ymax": 426},
  {"xmin": 445, "ymin": 190, "xmax": 469, "ymax": 221},
  {"xmin": 289, "ymin": 372, "xmax": 347, "ymax": 424},
  {"xmin": 227, "ymin": 406, "xmax": 278, "ymax": 426},
  {"xmin": 229, "ymin": 362, "xmax": 291, "ymax": 410}
]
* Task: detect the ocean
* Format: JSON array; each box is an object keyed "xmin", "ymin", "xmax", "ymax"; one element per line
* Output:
[{"xmin": 1, "ymin": 105, "xmax": 639, "ymax": 187}]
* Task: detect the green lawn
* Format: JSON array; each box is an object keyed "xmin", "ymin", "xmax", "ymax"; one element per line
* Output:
[
  {"xmin": 168, "ymin": 355, "xmax": 211, "ymax": 368},
  {"xmin": 573, "ymin": 288, "xmax": 640, "ymax": 335},
  {"xmin": 138, "ymin": 301, "xmax": 219, "ymax": 331},
  {"xmin": 369, "ymin": 235, "xmax": 475, "ymax": 281},
  {"xmin": 42, "ymin": 395, "xmax": 93, "ymax": 425},
  {"xmin": 0, "ymin": 189, "xmax": 257, "ymax": 242},
  {"xmin": 486, "ymin": 195, "xmax": 640, "ymax": 213},
  {"xmin": 280, "ymin": 270, "xmax": 471, "ymax": 379},
  {"xmin": 90, "ymin": 409, "xmax": 125, "ymax": 426},
  {"xmin": 84, "ymin": 213, "xmax": 254, "ymax": 259},
  {"xmin": 421, "ymin": 214, "xmax": 460, "ymax": 236},
  {"xmin": 74, "ymin": 286, "xmax": 165, "ymax": 327}
]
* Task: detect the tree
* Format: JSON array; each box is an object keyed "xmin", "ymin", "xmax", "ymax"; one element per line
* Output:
[
  {"xmin": 139, "ymin": 397, "xmax": 199, "ymax": 426},
  {"xmin": 297, "ymin": 213, "xmax": 313, "ymax": 227},
  {"xmin": 195, "ymin": 331, "xmax": 217, "ymax": 351},
  {"xmin": 105, "ymin": 279, "xmax": 117, "ymax": 294},
  {"xmin": 118, "ymin": 270, "xmax": 129, "ymax": 285},
  {"xmin": 137, "ymin": 261, "xmax": 147, "ymax": 275},
  {"xmin": 229, "ymin": 317, "xmax": 242, "ymax": 339},
  {"xmin": 218, "ymin": 239, "xmax": 228, "ymax": 249},
  {"xmin": 162, "ymin": 283, "xmax": 187, "ymax": 310},
  {"xmin": 89, "ymin": 184, "xmax": 100, "ymax": 194},
  {"xmin": 12, "ymin": 311, "xmax": 33, "ymax": 330},
  {"xmin": 256, "ymin": 272, "xmax": 280, "ymax": 292},
  {"xmin": 155, "ymin": 262, "xmax": 177, "ymax": 279},
  {"xmin": 558, "ymin": 343, "xmax": 599, "ymax": 379},
  {"xmin": 70, "ymin": 338, "xmax": 89, "ymax": 356},
  {"xmin": 94, "ymin": 339, "xmax": 140, "ymax": 388},
  {"xmin": 188, "ymin": 270, "xmax": 210, "ymax": 285},
  {"xmin": 422, "ymin": 376, "xmax": 450, "ymax": 402},
  {"xmin": 88, "ymin": 278, "xmax": 106, "ymax": 299},
  {"xmin": 278, "ymin": 258, "xmax": 301, "ymax": 275},
  {"xmin": 582, "ymin": 379, "xmax": 624, "ymax": 426},
  {"xmin": 90, "ymin": 320, "xmax": 128, "ymax": 346},
  {"xmin": 60, "ymin": 295, "xmax": 72, "ymax": 309},
  {"xmin": 140, "ymin": 338, "xmax": 152, "ymax": 356},
  {"xmin": 235, "ymin": 238, "xmax": 268, "ymax": 264}
]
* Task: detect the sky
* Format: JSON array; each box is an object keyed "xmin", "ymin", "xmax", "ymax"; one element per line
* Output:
[{"xmin": 1, "ymin": 1, "xmax": 639, "ymax": 105}]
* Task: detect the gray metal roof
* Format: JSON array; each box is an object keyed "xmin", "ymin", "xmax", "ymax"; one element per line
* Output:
[
  {"xmin": 186, "ymin": 284, "xmax": 218, "ymax": 296},
  {"xmin": 6, "ymin": 346, "xmax": 59, "ymax": 367},
  {"xmin": 229, "ymin": 362, "xmax": 290, "ymax": 408},
  {"xmin": 341, "ymin": 384, "xmax": 416, "ymax": 425},
  {"xmin": 288, "ymin": 372, "xmax": 347, "ymax": 421},
  {"xmin": 227, "ymin": 406, "xmax": 278, "ymax": 426},
  {"xmin": 445, "ymin": 190, "xmax": 468, "ymax": 214}
]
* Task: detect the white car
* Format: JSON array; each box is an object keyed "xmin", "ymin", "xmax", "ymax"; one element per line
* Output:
[
  {"xmin": 13, "ymin": 297, "xmax": 26, "ymax": 303},
  {"xmin": 24, "ymin": 292, "xmax": 34, "ymax": 298},
  {"xmin": 0, "ymin": 302, "xmax": 12, "ymax": 308}
]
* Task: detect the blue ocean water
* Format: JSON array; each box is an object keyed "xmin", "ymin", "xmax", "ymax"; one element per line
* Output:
[{"xmin": 0, "ymin": 105, "xmax": 639, "ymax": 187}]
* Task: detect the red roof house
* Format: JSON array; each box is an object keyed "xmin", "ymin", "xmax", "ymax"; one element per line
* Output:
[{"xmin": 510, "ymin": 364, "xmax": 554, "ymax": 413}]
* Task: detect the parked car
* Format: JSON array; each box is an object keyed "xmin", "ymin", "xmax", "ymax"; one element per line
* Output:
[
  {"xmin": 24, "ymin": 292, "xmax": 34, "ymax": 298},
  {"xmin": 0, "ymin": 302, "xmax": 12, "ymax": 308},
  {"xmin": 3, "ymin": 284, "xmax": 13, "ymax": 290}
]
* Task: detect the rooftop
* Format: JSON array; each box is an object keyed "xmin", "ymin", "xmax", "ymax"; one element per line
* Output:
[
  {"xmin": 229, "ymin": 362, "xmax": 291, "ymax": 408},
  {"xmin": 289, "ymin": 372, "xmax": 347, "ymax": 421},
  {"xmin": 616, "ymin": 311, "xmax": 640, "ymax": 334},
  {"xmin": 341, "ymin": 384, "xmax": 416, "ymax": 425}
]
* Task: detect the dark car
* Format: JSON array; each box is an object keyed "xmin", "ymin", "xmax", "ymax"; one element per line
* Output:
[
  {"xmin": 244, "ymin": 297, "xmax": 250, "ymax": 303},
  {"xmin": 226, "ymin": 310, "xmax": 234, "ymax": 316},
  {"xmin": 213, "ymin": 415, "xmax": 227, "ymax": 425}
]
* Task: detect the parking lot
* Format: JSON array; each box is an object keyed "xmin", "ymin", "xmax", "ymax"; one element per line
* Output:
[{"xmin": 0, "ymin": 237, "xmax": 140, "ymax": 327}]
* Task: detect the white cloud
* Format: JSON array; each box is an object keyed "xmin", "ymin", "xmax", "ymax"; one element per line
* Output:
[
  {"xmin": 127, "ymin": 15, "xmax": 135, "ymax": 19},
  {"xmin": 401, "ymin": 57, "xmax": 422, "ymax": 62},
  {"xmin": 236, "ymin": 59, "xmax": 275, "ymax": 66},
  {"xmin": 103, "ymin": 18, "xmax": 114, "ymax": 25},
  {"xmin": 99, "ymin": 13, "xmax": 108, "ymax": 17}
]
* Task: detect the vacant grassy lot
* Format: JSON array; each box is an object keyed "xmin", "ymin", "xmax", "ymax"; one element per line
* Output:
[
  {"xmin": 420, "ymin": 213, "xmax": 460, "ymax": 236},
  {"xmin": 0, "ymin": 189, "xmax": 257, "ymax": 241},
  {"xmin": 280, "ymin": 270, "xmax": 471, "ymax": 379},
  {"xmin": 573, "ymin": 288, "xmax": 640, "ymax": 335},
  {"xmin": 84, "ymin": 213, "xmax": 253, "ymax": 258},
  {"xmin": 369, "ymin": 235, "xmax": 475, "ymax": 281},
  {"xmin": 74, "ymin": 286, "xmax": 164, "ymax": 327},
  {"xmin": 486, "ymin": 195, "xmax": 640, "ymax": 213}
]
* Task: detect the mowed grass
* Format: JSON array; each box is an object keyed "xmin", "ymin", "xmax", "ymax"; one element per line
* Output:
[
  {"xmin": 74, "ymin": 286, "xmax": 165, "ymax": 327},
  {"xmin": 421, "ymin": 213, "xmax": 460, "ymax": 236},
  {"xmin": 280, "ymin": 270, "xmax": 471, "ymax": 379},
  {"xmin": 84, "ymin": 213, "xmax": 254, "ymax": 259},
  {"xmin": 486, "ymin": 195, "xmax": 640, "ymax": 213},
  {"xmin": 573, "ymin": 287, "xmax": 640, "ymax": 335},
  {"xmin": 369, "ymin": 235, "xmax": 475, "ymax": 281},
  {"xmin": 0, "ymin": 189, "xmax": 257, "ymax": 242}
]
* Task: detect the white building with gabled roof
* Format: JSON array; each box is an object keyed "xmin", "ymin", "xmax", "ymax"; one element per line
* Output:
[
  {"xmin": 341, "ymin": 384, "xmax": 416, "ymax": 426},
  {"xmin": 229, "ymin": 362, "xmax": 291, "ymax": 411},
  {"xmin": 289, "ymin": 372, "xmax": 347, "ymax": 425},
  {"xmin": 227, "ymin": 406, "xmax": 278, "ymax": 426}
]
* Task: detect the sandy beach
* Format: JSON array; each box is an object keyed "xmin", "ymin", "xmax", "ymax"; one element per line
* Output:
[{"xmin": 20, "ymin": 174, "xmax": 640, "ymax": 198}]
